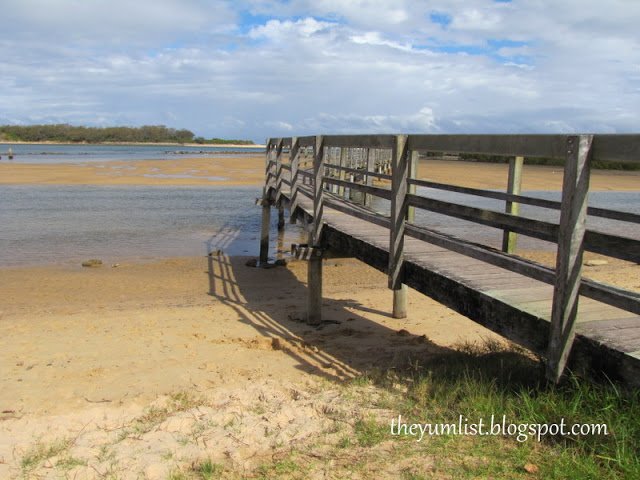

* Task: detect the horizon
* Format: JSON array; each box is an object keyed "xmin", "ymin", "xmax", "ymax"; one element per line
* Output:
[{"xmin": 2, "ymin": 1, "xmax": 639, "ymax": 143}]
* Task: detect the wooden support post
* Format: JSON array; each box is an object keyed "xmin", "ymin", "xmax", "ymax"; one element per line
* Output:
[
  {"xmin": 389, "ymin": 135, "xmax": 409, "ymax": 319},
  {"xmin": 546, "ymin": 135, "xmax": 593, "ymax": 383},
  {"xmin": 276, "ymin": 220, "xmax": 285, "ymax": 260},
  {"xmin": 290, "ymin": 137, "xmax": 300, "ymax": 223},
  {"xmin": 277, "ymin": 203, "xmax": 285, "ymax": 231},
  {"xmin": 259, "ymin": 140, "xmax": 274, "ymax": 264},
  {"xmin": 364, "ymin": 148, "xmax": 375, "ymax": 207},
  {"xmin": 393, "ymin": 284, "xmax": 408, "ymax": 319},
  {"xmin": 308, "ymin": 247, "xmax": 323, "ymax": 325},
  {"xmin": 407, "ymin": 150, "xmax": 418, "ymax": 223},
  {"xmin": 501, "ymin": 155, "xmax": 524, "ymax": 254},
  {"xmin": 308, "ymin": 135, "xmax": 325, "ymax": 325},
  {"xmin": 259, "ymin": 201, "xmax": 271, "ymax": 264}
]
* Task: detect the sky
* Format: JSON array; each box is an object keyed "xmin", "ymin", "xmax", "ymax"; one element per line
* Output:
[{"xmin": 1, "ymin": 0, "xmax": 639, "ymax": 142}]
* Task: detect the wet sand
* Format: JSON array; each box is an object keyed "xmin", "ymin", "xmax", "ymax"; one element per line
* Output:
[{"xmin": 1, "ymin": 156, "xmax": 639, "ymax": 190}]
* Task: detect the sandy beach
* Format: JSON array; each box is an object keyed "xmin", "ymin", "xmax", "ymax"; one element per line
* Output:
[{"xmin": 1, "ymin": 156, "xmax": 638, "ymax": 478}]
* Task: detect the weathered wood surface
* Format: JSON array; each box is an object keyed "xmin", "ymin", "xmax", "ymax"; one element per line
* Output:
[
  {"xmin": 271, "ymin": 133, "xmax": 640, "ymax": 162},
  {"xmin": 406, "ymin": 194, "xmax": 639, "ymax": 263},
  {"xmin": 502, "ymin": 156, "xmax": 524, "ymax": 253},
  {"xmin": 263, "ymin": 132, "xmax": 639, "ymax": 384},
  {"xmin": 547, "ymin": 135, "xmax": 593, "ymax": 382},
  {"xmin": 273, "ymin": 182, "xmax": 640, "ymax": 386}
]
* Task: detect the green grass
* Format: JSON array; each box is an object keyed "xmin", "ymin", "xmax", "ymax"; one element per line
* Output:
[
  {"xmin": 235, "ymin": 338, "xmax": 633, "ymax": 479},
  {"xmin": 21, "ymin": 437, "xmax": 73, "ymax": 472},
  {"xmin": 193, "ymin": 459, "xmax": 224, "ymax": 479},
  {"xmin": 354, "ymin": 416, "xmax": 388, "ymax": 447},
  {"xmin": 256, "ymin": 457, "xmax": 303, "ymax": 479},
  {"xmin": 118, "ymin": 390, "xmax": 204, "ymax": 440},
  {"xmin": 378, "ymin": 339, "xmax": 640, "ymax": 479}
]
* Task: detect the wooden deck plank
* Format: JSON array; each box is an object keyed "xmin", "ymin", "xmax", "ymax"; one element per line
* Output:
[
  {"xmin": 579, "ymin": 317, "xmax": 640, "ymax": 331},
  {"xmin": 487, "ymin": 286, "xmax": 554, "ymax": 303}
]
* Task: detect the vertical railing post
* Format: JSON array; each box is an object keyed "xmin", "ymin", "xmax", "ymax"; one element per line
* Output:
[
  {"xmin": 289, "ymin": 137, "xmax": 300, "ymax": 223},
  {"xmin": 308, "ymin": 135, "xmax": 325, "ymax": 325},
  {"xmin": 275, "ymin": 139, "xmax": 284, "ymax": 200},
  {"xmin": 364, "ymin": 148, "xmax": 375, "ymax": 207},
  {"xmin": 338, "ymin": 147, "xmax": 346, "ymax": 198},
  {"xmin": 546, "ymin": 135, "xmax": 593, "ymax": 383},
  {"xmin": 502, "ymin": 155, "xmax": 524, "ymax": 254},
  {"xmin": 407, "ymin": 150, "xmax": 418, "ymax": 223},
  {"xmin": 311, "ymin": 135, "xmax": 325, "ymax": 246},
  {"xmin": 264, "ymin": 139, "xmax": 274, "ymax": 193},
  {"xmin": 389, "ymin": 135, "xmax": 409, "ymax": 319},
  {"xmin": 329, "ymin": 148, "xmax": 338, "ymax": 194}
]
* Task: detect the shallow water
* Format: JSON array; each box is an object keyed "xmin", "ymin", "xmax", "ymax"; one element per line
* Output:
[
  {"xmin": 0, "ymin": 185, "xmax": 637, "ymax": 267},
  {"xmin": 0, "ymin": 143, "xmax": 264, "ymax": 164},
  {"xmin": 0, "ymin": 185, "xmax": 304, "ymax": 267}
]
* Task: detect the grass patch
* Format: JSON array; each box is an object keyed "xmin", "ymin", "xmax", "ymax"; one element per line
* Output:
[
  {"xmin": 118, "ymin": 390, "xmax": 204, "ymax": 440},
  {"xmin": 354, "ymin": 416, "xmax": 387, "ymax": 447},
  {"xmin": 379, "ymin": 339, "xmax": 640, "ymax": 479},
  {"xmin": 193, "ymin": 458, "xmax": 224, "ymax": 479},
  {"xmin": 168, "ymin": 471, "xmax": 189, "ymax": 480},
  {"xmin": 256, "ymin": 456, "xmax": 303, "ymax": 479},
  {"xmin": 21, "ymin": 437, "xmax": 72, "ymax": 472},
  {"xmin": 56, "ymin": 455, "xmax": 88, "ymax": 470}
]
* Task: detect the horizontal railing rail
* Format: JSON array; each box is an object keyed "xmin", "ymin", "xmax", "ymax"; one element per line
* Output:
[{"xmin": 267, "ymin": 133, "xmax": 640, "ymax": 162}]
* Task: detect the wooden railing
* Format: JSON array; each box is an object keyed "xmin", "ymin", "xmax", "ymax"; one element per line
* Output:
[{"xmin": 262, "ymin": 134, "xmax": 640, "ymax": 382}]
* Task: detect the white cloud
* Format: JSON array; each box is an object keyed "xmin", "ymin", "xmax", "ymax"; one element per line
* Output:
[
  {"xmin": 265, "ymin": 120, "xmax": 294, "ymax": 132},
  {"xmin": 2, "ymin": 0, "xmax": 236, "ymax": 45},
  {"xmin": 249, "ymin": 18, "xmax": 335, "ymax": 41},
  {"xmin": 451, "ymin": 7, "xmax": 502, "ymax": 31},
  {"xmin": 349, "ymin": 31, "xmax": 414, "ymax": 52},
  {"xmin": 0, "ymin": 1, "xmax": 638, "ymax": 140}
]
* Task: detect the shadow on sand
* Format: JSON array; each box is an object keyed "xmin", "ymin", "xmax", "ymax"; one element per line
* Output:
[{"xmin": 204, "ymin": 247, "xmax": 454, "ymax": 382}]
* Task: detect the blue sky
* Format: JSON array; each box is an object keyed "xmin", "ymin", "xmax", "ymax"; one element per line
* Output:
[{"xmin": 1, "ymin": 0, "xmax": 639, "ymax": 142}]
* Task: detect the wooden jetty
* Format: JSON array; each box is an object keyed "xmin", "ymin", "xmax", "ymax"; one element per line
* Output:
[{"xmin": 258, "ymin": 134, "xmax": 640, "ymax": 385}]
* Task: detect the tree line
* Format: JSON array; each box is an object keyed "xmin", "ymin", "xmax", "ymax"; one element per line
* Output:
[
  {"xmin": 424, "ymin": 151, "xmax": 639, "ymax": 171},
  {"xmin": 457, "ymin": 153, "xmax": 639, "ymax": 171},
  {"xmin": 0, "ymin": 124, "xmax": 254, "ymax": 145}
]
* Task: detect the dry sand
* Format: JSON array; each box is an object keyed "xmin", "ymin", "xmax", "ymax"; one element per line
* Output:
[
  {"xmin": 1, "ymin": 256, "xmax": 501, "ymax": 478},
  {"xmin": 0, "ymin": 156, "xmax": 638, "ymax": 478}
]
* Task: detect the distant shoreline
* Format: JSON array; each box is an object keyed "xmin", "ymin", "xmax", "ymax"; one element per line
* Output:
[{"xmin": 0, "ymin": 140, "xmax": 266, "ymax": 149}]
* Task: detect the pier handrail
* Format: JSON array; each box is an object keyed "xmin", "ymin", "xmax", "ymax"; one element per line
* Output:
[{"xmin": 264, "ymin": 134, "xmax": 640, "ymax": 382}]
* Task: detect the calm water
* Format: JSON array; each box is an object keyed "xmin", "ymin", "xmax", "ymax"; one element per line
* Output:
[
  {"xmin": 0, "ymin": 185, "xmax": 304, "ymax": 267},
  {"xmin": 0, "ymin": 185, "xmax": 637, "ymax": 267},
  {"xmin": 0, "ymin": 143, "xmax": 264, "ymax": 163}
]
